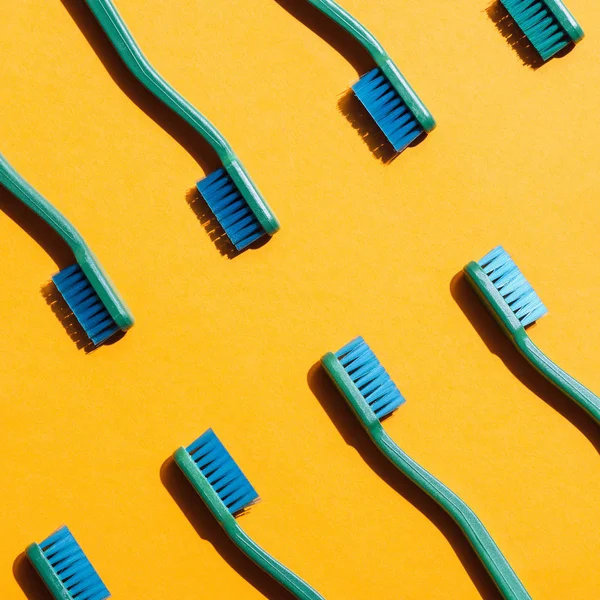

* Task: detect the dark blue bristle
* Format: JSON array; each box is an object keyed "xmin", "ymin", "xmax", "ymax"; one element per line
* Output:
[
  {"xmin": 335, "ymin": 337, "xmax": 406, "ymax": 420},
  {"xmin": 478, "ymin": 246, "xmax": 548, "ymax": 327},
  {"xmin": 186, "ymin": 429, "xmax": 259, "ymax": 515},
  {"xmin": 52, "ymin": 264, "xmax": 120, "ymax": 346},
  {"xmin": 352, "ymin": 68, "xmax": 423, "ymax": 153},
  {"xmin": 197, "ymin": 168, "xmax": 265, "ymax": 251},
  {"xmin": 40, "ymin": 526, "xmax": 110, "ymax": 600},
  {"xmin": 501, "ymin": 0, "xmax": 570, "ymax": 60}
]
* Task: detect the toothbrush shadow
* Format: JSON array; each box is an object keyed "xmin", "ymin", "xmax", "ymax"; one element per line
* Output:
[
  {"xmin": 307, "ymin": 362, "xmax": 504, "ymax": 600},
  {"xmin": 275, "ymin": 0, "xmax": 403, "ymax": 163},
  {"xmin": 160, "ymin": 457, "xmax": 298, "ymax": 600},
  {"xmin": 13, "ymin": 552, "xmax": 54, "ymax": 600},
  {"xmin": 41, "ymin": 282, "xmax": 95, "ymax": 352},
  {"xmin": 0, "ymin": 185, "xmax": 94, "ymax": 352},
  {"xmin": 60, "ymin": 0, "xmax": 248, "ymax": 257},
  {"xmin": 450, "ymin": 271, "xmax": 600, "ymax": 453},
  {"xmin": 486, "ymin": 1, "xmax": 574, "ymax": 69},
  {"xmin": 337, "ymin": 91, "xmax": 398, "ymax": 164},
  {"xmin": 185, "ymin": 188, "xmax": 238, "ymax": 259}
]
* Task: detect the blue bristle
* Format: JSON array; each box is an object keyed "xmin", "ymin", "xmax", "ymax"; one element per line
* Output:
[
  {"xmin": 40, "ymin": 526, "xmax": 110, "ymax": 600},
  {"xmin": 352, "ymin": 68, "xmax": 423, "ymax": 153},
  {"xmin": 335, "ymin": 337, "xmax": 406, "ymax": 420},
  {"xmin": 478, "ymin": 246, "xmax": 548, "ymax": 327},
  {"xmin": 52, "ymin": 264, "xmax": 120, "ymax": 346},
  {"xmin": 197, "ymin": 168, "xmax": 265, "ymax": 251},
  {"xmin": 186, "ymin": 429, "xmax": 259, "ymax": 515},
  {"xmin": 501, "ymin": 0, "xmax": 570, "ymax": 60}
]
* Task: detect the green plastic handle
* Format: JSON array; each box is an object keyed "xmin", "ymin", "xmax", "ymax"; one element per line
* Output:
[
  {"xmin": 371, "ymin": 425, "xmax": 532, "ymax": 600},
  {"xmin": 303, "ymin": 0, "xmax": 435, "ymax": 132},
  {"xmin": 306, "ymin": 0, "xmax": 389, "ymax": 63},
  {"xmin": 226, "ymin": 523, "xmax": 325, "ymax": 600},
  {"xmin": 464, "ymin": 262, "xmax": 600, "ymax": 425},
  {"xmin": 83, "ymin": 0, "xmax": 232, "ymax": 162},
  {"xmin": 0, "ymin": 152, "xmax": 86, "ymax": 253},
  {"xmin": 515, "ymin": 331, "xmax": 600, "ymax": 424},
  {"xmin": 82, "ymin": 0, "xmax": 279, "ymax": 236},
  {"xmin": 321, "ymin": 352, "xmax": 531, "ymax": 600},
  {"xmin": 174, "ymin": 448, "xmax": 325, "ymax": 600}
]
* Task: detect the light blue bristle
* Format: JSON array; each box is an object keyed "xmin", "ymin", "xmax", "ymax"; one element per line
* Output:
[
  {"xmin": 52, "ymin": 264, "xmax": 120, "ymax": 346},
  {"xmin": 186, "ymin": 429, "xmax": 259, "ymax": 515},
  {"xmin": 197, "ymin": 168, "xmax": 265, "ymax": 251},
  {"xmin": 335, "ymin": 337, "xmax": 406, "ymax": 420},
  {"xmin": 40, "ymin": 526, "xmax": 110, "ymax": 600},
  {"xmin": 500, "ymin": 0, "xmax": 570, "ymax": 60},
  {"xmin": 352, "ymin": 68, "xmax": 423, "ymax": 153},
  {"xmin": 478, "ymin": 246, "xmax": 548, "ymax": 327}
]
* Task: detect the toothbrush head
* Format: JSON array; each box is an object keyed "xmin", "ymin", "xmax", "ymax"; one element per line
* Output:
[
  {"xmin": 464, "ymin": 246, "xmax": 547, "ymax": 334},
  {"xmin": 500, "ymin": 0, "xmax": 584, "ymax": 61},
  {"xmin": 26, "ymin": 526, "xmax": 110, "ymax": 600},
  {"xmin": 321, "ymin": 336, "xmax": 406, "ymax": 427},
  {"xmin": 197, "ymin": 162, "xmax": 279, "ymax": 252},
  {"xmin": 52, "ymin": 260, "xmax": 133, "ymax": 347},
  {"xmin": 352, "ymin": 67, "xmax": 435, "ymax": 154},
  {"xmin": 174, "ymin": 428, "xmax": 259, "ymax": 520}
]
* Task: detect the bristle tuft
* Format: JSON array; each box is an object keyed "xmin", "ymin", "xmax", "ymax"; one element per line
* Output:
[
  {"xmin": 500, "ymin": 0, "xmax": 570, "ymax": 60},
  {"xmin": 335, "ymin": 337, "xmax": 405, "ymax": 420},
  {"xmin": 478, "ymin": 246, "xmax": 548, "ymax": 327},
  {"xmin": 197, "ymin": 168, "xmax": 265, "ymax": 251},
  {"xmin": 352, "ymin": 68, "xmax": 423, "ymax": 153},
  {"xmin": 39, "ymin": 526, "xmax": 109, "ymax": 600},
  {"xmin": 52, "ymin": 264, "xmax": 120, "ymax": 346},
  {"xmin": 186, "ymin": 429, "xmax": 259, "ymax": 515}
]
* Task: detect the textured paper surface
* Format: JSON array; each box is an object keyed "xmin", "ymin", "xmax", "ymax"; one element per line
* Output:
[{"xmin": 1, "ymin": 0, "xmax": 599, "ymax": 598}]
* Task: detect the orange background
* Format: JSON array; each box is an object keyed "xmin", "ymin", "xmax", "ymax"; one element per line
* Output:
[{"xmin": 1, "ymin": 1, "xmax": 599, "ymax": 598}]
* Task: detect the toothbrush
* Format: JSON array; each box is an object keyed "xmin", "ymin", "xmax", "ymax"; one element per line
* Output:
[
  {"xmin": 81, "ymin": 0, "xmax": 279, "ymax": 252},
  {"xmin": 464, "ymin": 245, "xmax": 600, "ymax": 425},
  {"xmin": 499, "ymin": 0, "xmax": 584, "ymax": 61},
  {"xmin": 302, "ymin": 0, "xmax": 435, "ymax": 153},
  {"xmin": 0, "ymin": 152, "xmax": 133, "ymax": 346},
  {"xmin": 27, "ymin": 525, "xmax": 110, "ymax": 600},
  {"xmin": 174, "ymin": 428, "xmax": 325, "ymax": 600},
  {"xmin": 321, "ymin": 336, "xmax": 532, "ymax": 600}
]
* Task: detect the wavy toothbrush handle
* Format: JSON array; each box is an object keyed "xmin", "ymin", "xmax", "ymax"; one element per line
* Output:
[
  {"xmin": 372, "ymin": 426, "xmax": 532, "ymax": 600},
  {"xmin": 305, "ymin": 0, "xmax": 387, "ymax": 61},
  {"xmin": 83, "ymin": 0, "xmax": 235, "ymax": 164},
  {"xmin": 515, "ymin": 330, "xmax": 600, "ymax": 425},
  {"xmin": 0, "ymin": 152, "xmax": 85, "ymax": 252},
  {"xmin": 226, "ymin": 520, "xmax": 326, "ymax": 600}
]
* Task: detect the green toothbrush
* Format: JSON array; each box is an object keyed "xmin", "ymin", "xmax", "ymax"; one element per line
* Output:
[
  {"xmin": 80, "ymin": 0, "xmax": 279, "ymax": 252},
  {"xmin": 322, "ymin": 336, "xmax": 532, "ymax": 600},
  {"xmin": 174, "ymin": 428, "xmax": 325, "ymax": 600},
  {"xmin": 0, "ymin": 152, "xmax": 133, "ymax": 346},
  {"xmin": 464, "ymin": 245, "xmax": 600, "ymax": 425},
  {"xmin": 302, "ymin": 0, "xmax": 435, "ymax": 153}
]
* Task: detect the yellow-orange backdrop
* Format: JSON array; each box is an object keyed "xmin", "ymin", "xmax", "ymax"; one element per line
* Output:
[{"xmin": 1, "ymin": 1, "xmax": 599, "ymax": 598}]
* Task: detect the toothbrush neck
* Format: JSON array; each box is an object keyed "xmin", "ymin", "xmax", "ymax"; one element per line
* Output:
[
  {"xmin": 0, "ymin": 154, "xmax": 85, "ymax": 254},
  {"xmin": 306, "ymin": 0, "xmax": 388, "ymax": 63},
  {"xmin": 224, "ymin": 518, "xmax": 326, "ymax": 600}
]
